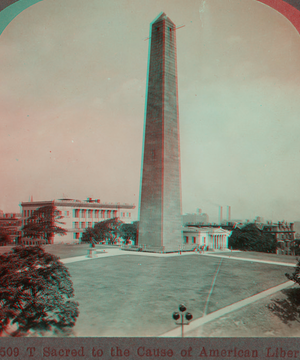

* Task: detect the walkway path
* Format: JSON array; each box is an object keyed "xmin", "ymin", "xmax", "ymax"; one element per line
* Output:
[
  {"xmin": 62, "ymin": 248, "xmax": 122, "ymax": 264},
  {"xmin": 61, "ymin": 248, "xmax": 202, "ymax": 263},
  {"xmin": 61, "ymin": 248, "xmax": 296, "ymax": 268},
  {"xmin": 202, "ymin": 253, "xmax": 296, "ymax": 267}
]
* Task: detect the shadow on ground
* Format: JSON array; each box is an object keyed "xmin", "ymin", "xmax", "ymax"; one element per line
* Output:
[{"xmin": 269, "ymin": 287, "xmax": 300, "ymax": 324}]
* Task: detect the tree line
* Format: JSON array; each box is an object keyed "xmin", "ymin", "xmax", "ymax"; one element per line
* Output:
[
  {"xmin": 228, "ymin": 223, "xmax": 277, "ymax": 253},
  {"xmin": 81, "ymin": 218, "xmax": 138, "ymax": 245}
]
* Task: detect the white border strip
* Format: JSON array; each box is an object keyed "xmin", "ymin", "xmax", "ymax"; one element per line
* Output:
[{"xmin": 202, "ymin": 253, "xmax": 296, "ymax": 267}]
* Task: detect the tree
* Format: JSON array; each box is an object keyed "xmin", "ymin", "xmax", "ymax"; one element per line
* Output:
[
  {"xmin": 0, "ymin": 245, "xmax": 79, "ymax": 337},
  {"xmin": 286, "ymin": 259, "xmax": 300, "ymax": 286},
  {"xmin": 228, "ymin": 223, "xmax": 277, "ymax": 253},
  {"xmin": 21, "ymin": 205, "xmax": 67, "ymax": 244},
  {"xmin": 0, "ymin": 227, "xmax": 10, "ymax": 245},
  {"xmin": 289, "ymin": 239, "xmax": 300, "ymax": 256},
  {"xmin": 81, "ymin": 218, "xmax": 122, "ymax": 244},
  {"xmin": 119, "ymin": 222, "xmax": 139, "ymax": 245}
]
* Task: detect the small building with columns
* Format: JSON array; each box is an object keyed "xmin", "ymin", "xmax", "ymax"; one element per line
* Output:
[{"xmin": 182, "ymin": 226, "xmax": 232, "ymax": 250}]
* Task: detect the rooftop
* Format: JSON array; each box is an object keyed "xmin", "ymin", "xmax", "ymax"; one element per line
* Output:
[{"xmin": 21, "ymin": 199, "xmax": 135, "ymax": 209}]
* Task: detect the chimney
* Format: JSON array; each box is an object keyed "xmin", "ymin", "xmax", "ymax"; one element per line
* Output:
[
  {"xmin": 219, "ymin": 206, "xmax": 223, "ymax": 224},
  {"xmin": 31, "ymin": 196, "xmax": 33, "ymax": 202},
  {"xmin": 197, "ymin": 208, "xmax": 201, "ymax": 215},
  {"xmin": 228, "ymin": 206, "xmax": 231, "ymax": 221}
]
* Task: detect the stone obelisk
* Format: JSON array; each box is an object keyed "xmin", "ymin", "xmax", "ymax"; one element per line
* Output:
[{"xmin": 138, "ymin": 13, "xmax": 183, "ymax": 252}]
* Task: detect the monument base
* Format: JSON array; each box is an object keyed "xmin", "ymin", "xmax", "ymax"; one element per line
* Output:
[{"xmin": 121, "ymin": 244, "xmax": 199, "ymax": 253}]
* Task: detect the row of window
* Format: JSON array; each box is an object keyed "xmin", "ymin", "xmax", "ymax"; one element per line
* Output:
[
  {"xmin": 0, "ymin": 221, "xmax": 21, "ymax": 226},
  {"xmin": 23, "ymin": 210, "xmax": 33, "ymax": 217},
  {"xmin": 73, "ymin": 213, "xmax": 133, "ymax": 228},
  {"xmin": 184, "ymin": 236, "xmax": 197, "ymax": 244},
  {"xmin": 73, "ymin": 209, "xmax": 131, "ymax": 218},
  {"xmin": 184, "ymin": 236, "xmax": 207, "ymax": 245},
  {"xmin": 73, "ymin": 222, "xmax": 94, "ymax": 229},
  {"xmin": 23, "ymin": 209, "xmax": 131, "ymax": 219},
  {"xmin": 22, "ymin": 240, "xmax": 41, "ymax": 245}
]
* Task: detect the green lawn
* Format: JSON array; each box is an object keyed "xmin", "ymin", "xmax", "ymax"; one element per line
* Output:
[{"xmin": 67, "ymin": 254, "xmax": 292, "ymax": 337}]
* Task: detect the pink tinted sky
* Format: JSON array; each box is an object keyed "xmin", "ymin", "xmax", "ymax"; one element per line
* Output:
[{"xmin": 0, "ymin": 0, "xmax": 300, "ymax": 223}]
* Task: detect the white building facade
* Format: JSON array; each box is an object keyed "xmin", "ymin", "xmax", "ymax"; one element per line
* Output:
[
  {"xmin": 21, "ymin": 198, "xmax": 136, "ymax": 244},
  {"xmin": 183, "ymin": 226, "xmax": 232, "ymax": 250}
]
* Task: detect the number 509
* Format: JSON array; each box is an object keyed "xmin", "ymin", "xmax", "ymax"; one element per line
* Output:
[{"xmin": 0, "ymin": 347, "xmax": 19, "ymax": 357}]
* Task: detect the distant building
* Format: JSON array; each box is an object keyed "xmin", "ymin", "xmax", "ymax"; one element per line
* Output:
[
  {"xmin": 0, "ymin": 212, "xmax": 22, "ymax": 244},
  {"xmin": 182, "ymin": 226, "xmax": 231, "ymax": 250},
  {"xmin": 20, "ymin": 198, "xmax": 136, "ymax": 244},
  {"xmin": 254, "ymin": 216, "xmax": 264, "ymax": 223},
  {"xmin": 182, "ymin": 209, "xmax": 209, "ymax": 226},
  {"xmin": 258, "ymin": 221, "xmax": 295, "ymax": 255}
]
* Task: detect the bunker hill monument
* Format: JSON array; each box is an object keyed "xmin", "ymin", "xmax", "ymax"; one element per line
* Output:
[{"xmin": 139, "ymin": 13, "xmax": 183, "ymax": 252}]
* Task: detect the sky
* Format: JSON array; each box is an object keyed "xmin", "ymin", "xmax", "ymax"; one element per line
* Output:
[{"xmin": 0, "ymin": 0, "xmax": 300, "ymax": 223}]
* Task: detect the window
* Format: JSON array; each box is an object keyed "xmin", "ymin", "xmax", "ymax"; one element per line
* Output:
[
  {"xmin": 193, "ymin": 237, "xmax": 196, "ymax": 244},
  {"xmin": 184, "ymin": 236, "xmax": 188, "ymax": 244},
  {"xmin": 88, "ymin": 222, "xmax": 92, "ymax": 228},
  {"xmin": 88, "ymin": 210, "xmax": 92, "ymax": 218},
  {"xmin": 65, "ymin": 211, "xmax": 69, "ymax": 216},
  {"xmin": 81, "ymin": 222, "xmax": 85, "ymax": 229}
]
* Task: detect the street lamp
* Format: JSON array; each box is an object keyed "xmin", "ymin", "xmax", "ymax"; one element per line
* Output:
[{"xmin": 172, "ymin": 304, "xmax": 193, "ymax": 338}]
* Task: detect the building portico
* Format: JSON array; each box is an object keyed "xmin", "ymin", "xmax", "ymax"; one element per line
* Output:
[{"xmin": 183, "ymin": 226, "xmax": 232, "ymax": 250}]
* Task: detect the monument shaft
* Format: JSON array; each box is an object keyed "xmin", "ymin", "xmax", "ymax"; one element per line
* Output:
[{"xmin": 139, "ymin": 13, "xmax": 182, "ymax": 252}]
